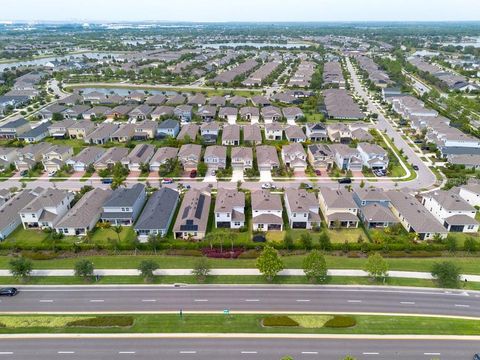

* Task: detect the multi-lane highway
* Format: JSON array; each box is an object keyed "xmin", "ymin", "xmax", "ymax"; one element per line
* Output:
[
  {"xmin": 0, "ymin": 337, "xmax": 477, "ymax": 359},
  {"xmin": 1, "ymin": 285, "xmax": 478, "ymax": 317}
]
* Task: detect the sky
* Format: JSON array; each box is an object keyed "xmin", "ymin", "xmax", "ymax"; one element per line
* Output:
[{"xmin": 2, "ymin": 0, "xmax": 479, "ymax": 22}]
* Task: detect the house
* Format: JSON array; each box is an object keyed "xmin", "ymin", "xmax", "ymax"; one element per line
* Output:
[
  {"xmin": 261, "ymin": 106, "xmax": 282, "ymax": 124},
  {"xmin": 38, "ymin": 104, "xmax": 67, "ymax": 120},
  {"xmin": 357, "ymin": 143, "xmax": 389, "ymax": 170},
  {"xmin": 240, "ymin": 107, "xmax": 260, "ymax": 124},
  {"xmin": 62, "ymin": 105, "xmax": 91, "ymax": 120},
  {"xmin": 200, "ymin": 122, "xmax": 220, "ymax": 143},
  {"xmin": 101, "ymin": 184, "xmax": 147, "ymax": 226},
  {"xmin": 330, "ymin": 144, "xmax": 363, "ymax": 171},
  {"xmin": 82, "ymin": 106, "xmax": 110, "ymax": 120},
  {"xmin": 307, "ymin": 144, "xmax": 334, "ymax": 171},
  {"xmin": 174, "ymin": 105, "xmax": 193, "ymax": 122},
  {"xmin": 327, "ymin": 123, "xmax": 352, "ymax": 144},
  {"xmin": 252, "ymin": 190, "xmax": 283, "ymax": 231},
  {"xmin": 42, "ymin": 145, "xmax": 74, "ymax": 173},
  {"xmin": 242, "ymin": 124, "xmax": 262, "ymax": 145},
  {"xmin": 19, "ymin": 188, "xmax": 74, "ymax": 229},
  {"xmin": 386, "ymin": 190, "xmax": 447, "ymax": 240},
  {"xmin": 222, "ymin": 124, "xmax": 240, "ymax": 146},
  {"xmin": 458, "ymin": 183, "xmax": 480, "ymax": 208},
  {"xmin": 448, "ymin": 154, "xmax": 480, "ymax": 170},
  {"xmin": 256, "ymin": 145, "xmax": 279, "ymax": 170},
  {"xmin": 284, "ymin": 125, "xmax": 306, "ymax": 143},
  {"xmin": 48, "ymin": 119, "xmax": 76, "ymax": 138},
  {"xmin": 83, "ymin": 91, "xmax": 107, "ymax": 104},
  {"xmin": 264, "ymin": 123, "xmax": 283, "ymax": 141},
  {"xmin": 55, "ymin": 188, "xmax": 112, "ymax": 236},
  {"xmin": 17, "ymin": 121, "xmax": 51, "ymax": 143},
  {"xmin": 173, "ymin": 189, "xmax": 211, "ymax": 240},
  {"xmin": 150, "ymin": 147, "xmax": 179, "ymax": 172},
  {"xmin": 133, "ymin": 121, "xmax": 157, "ymax": 140},
  {"xmin": 219, "ymin": 107, "xmax": 238, "ymax": 124},
  {"xmin": 318, "ymin": 188, "xmax": 359, "ymax": 228},
  {"xmin": 134, "ymin": 188, "xmax": 180, "ymax": 240},
  {"xmin": 284, "ymin": 189, "xmax": 321, "ymax": 229},
  {"xmin": 0, "ymin": 118, "xmax": 30, "ymax": 139},
  {"xmin": 209, "ymin": 96, "xmax": 226, "ymax": 107},
  {"xmin": 281, "ymin": 143, "xmax": 307, "ymax": 172},
  {"xmin": 151, "ymin": 105, "xmax": 174, "ymax": 120},
  {"xmin": 145, "ymin": 94, "xmax": 167, "ymax": 106},
  {"xmin": 231, "ymin": 147, "xmax": 253, "ymax": 170},
  {"xmin": 85, "ymin": 123, "xmax": 119, "ymax": 145},
  {"xmin": 422, "ymin": 190, "xmax": 479, "ymax": 233},
  {"xmin": 353, "ymin": 188, "xmax": 398, "ymax": 229},
  {"xmin": 251, "ymin": 95, "xmax": 271, "ymax": 107},
  {"xmin": 105, "ymin": 105, "xmax": 133, "ymax": 120},
  {"xmin": 67, "ymin": 120, "xmax": 95, "ymax": 139},
  {"xmin": 0, "ymin": 189, "xmax": 12, "ymax": 207},
  {"xmin": 15, "ymin": 143, "xmax": 52, "ymax": 172},
  {"xmin": 111, "ymin": 124, "xmax": 136, "ymax": 143},
  {"xmin": 188, "ymin": 93, "xmax": 207, "ymax": 106},
  {"xmin": 122, "ymin": 144, "xmax": 155, "ymax": 172},
  {"xmin": 0, "ymin": 188, "xmax": 41, "ymax": 240},
  {"xmin": 197, "ymin": 105, "xmax": 217, "ymax": 122},
  {"xmin": 272, "ymin": 92, "xmax": 298, "ymax": 104},
  {"xmin": 59, "ymin": 94, "xmax": 83, "ymax": 106},
  {"xmin": 126, "ymin": 91, "xmax": 146, "ymax": 104},
  {"xmin": 157, "ymin": 119, "xmax": 180, "ymax": 138},
  {"xmin": 167, "ymin": 94, "xmax": 187, "ymax": 106},
  {"xmin": 306, "ymin": 123, "xmax": 327, "ymax": 142},
  {"xmin": 66, "ymin": 147, "xmax": 104, "ymax": 172},
  {"xmin": 177, "ymin": 123, "xmax": 199, "ymax": 142},
  {"xmin": 215, "ymin": 189, "xmax": 245, "ymax": 229},
  {"xmin": 94, "ymin": 147, "xmax": 129, "ymax": 171},
  {"xmin": 0, "ymin": 147, "xmax": 19, "ymax": 167},
  {"xmin": 204, "ymin": 145, "xmax": 227, "ymax": 170},
  {"xmin": 178, "ymin": 144, "xmax": 202, "ymax": 172},
  {"xmin": 229, "ymin": 95, "xmax": 247, "ymax": 107},
  {"xmin": 283, "ymin": 107, "xmax": 304, "ymax": 124}
]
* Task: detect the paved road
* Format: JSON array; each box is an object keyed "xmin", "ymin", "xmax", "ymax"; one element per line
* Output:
[
  {"xmin": 346, "ymin": 57, "xmax": 437, "ymax": 191},
  {"xmin": 0, "ymin": 337, "xmax": 477, "ymax": 359},
  {"xmin": 1, "ymin": 285, "xmax": 479, "ymax": 317}
]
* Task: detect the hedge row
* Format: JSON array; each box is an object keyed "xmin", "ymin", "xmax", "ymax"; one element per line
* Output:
[
  {"xmin": 66, "ymin": 316, "xmax": 134, "ymax": 327},
  {"xmin": 324, "ymin": 316, "xmax": 356, "ymax": 328},
  {"xmin": 262, "ymin": 316, "xmax": 299, "ymax": 327}
]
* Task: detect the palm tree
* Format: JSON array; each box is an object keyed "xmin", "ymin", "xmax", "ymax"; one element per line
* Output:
[{"xmin": 112, "ymin": 225, "xmax": 122, "ymax": 243}]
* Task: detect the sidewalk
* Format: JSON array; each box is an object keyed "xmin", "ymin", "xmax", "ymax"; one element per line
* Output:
[{"xmin": 1, "ymin": 269, "xmax": 480, "ymax": 282}]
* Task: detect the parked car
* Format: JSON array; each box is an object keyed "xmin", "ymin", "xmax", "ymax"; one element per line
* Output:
[
  {"xmin": 315, "ymin": 170, "xmax": 322, "ymax": 176},
  {"xmin": 261, "ymin": 183, "xmax": 271, "ymax": 189},
  {"xmin": 412, "ymin": 165, "xmax": 419, "ymax": 170},
  {"xmin": 47, "ymin": 171, "xmax": 56, "ymax": 177},
  {"xmin": 101, "ymin": 178, "xmax": 113, "ymax": 184},
  {"xmin": 189, "ymin": 170, "xmax": 197, "ymax": 178},
  {"xmin": 19, "ymin": 170, "xmax": 28, "ymax": 177},
  {"xmin": 0, "ymin": 287, "xmax": 18, "ymax": 296},
  {"xmin": 338, "ymin": 177, "xmax": 352, "ymax": 184},
  {"xmin": 210, "ymin": 170, "xmax": 216, "ymax": 176},
  {"xmin": 473, "ymin": 354, "xmax": 480, "ymax": 360},
  {"xmin": 162, "ymin": 178, "xmax": 173, "ymax": 184}
]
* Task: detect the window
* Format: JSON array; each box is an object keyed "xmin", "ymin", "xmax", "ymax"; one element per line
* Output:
[{"xmin": 468, "ymin": 225, "xmax": 475, "ymax": 230}]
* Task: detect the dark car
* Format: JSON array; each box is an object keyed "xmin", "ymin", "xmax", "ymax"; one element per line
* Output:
[
  {"xmin": 101, "ymin": 178, "xmax": 113, "ymax": 184},
  {"xmin": 190, "ymin": 170, "xmax": 197, "ymax": 178},
  {"xmin": 338, "ymin": 177, "xmax": 352, "ymax": 184},
  {"xmin": 0, "ymin": 287, "xmax": 18, "ymax": 296},
  {"xmin": 412, "ymin": 165, "xmax": 419, "ymax": 171},
  {"xmin": 473, "ymin": 354, "xmax": 480, "ymax": 360},
  {"xmin": 19, "ymin": 170, "xmax": 28, "ymax": 177}
]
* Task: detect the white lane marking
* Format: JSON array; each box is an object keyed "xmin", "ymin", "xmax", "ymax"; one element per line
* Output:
[
  {"xmin": 39, "ymin": 300, "xmax": 54, "ymax": 303},
  {"xmin": 57, "ymin": 351, "xmax": 75, "ymax": 354},
  {"xmin": 241, "ymin": 351, "xmax": 258, "ymax": 354},
  {"xmin": 301, "ymin": 351, "xmax": 318, "ymax": 354},
  {"xmin": 194, "ymin": 299, "xmax": 208, "ymax": 302},
  {"xmin": 0, "ymin": 352, "xmax": 13, "ymax": 355},
  {"xmin": 363, "ymin": 352, "xmax": 379, "ymax": 355},
  {"xmin": 348, "ymin": 300, "xmax": 362, "ymax": 303},
  {"xmin": 141, "ymin": 299, "xmax": 157, "ymax": 302},
  {"xmin": 179, "ymin": 351, "xmax": 197, "ymax": 354},
  {"xmin": 296, "ymin": 299, "xmax": 310, "ymax": 302},
  {"xmin": 245, "ymin": 299, "xmax": 260, "ymax": 302},
  {"xmin": 118, "ymin": 351, "xmax": 136, "ymax": 354},
  {"xmin": 89, "ymin": 299, "xmax": 105, "ymax": 303},
  {"xmin": 424, "ymin": 353, "xmax": 441, "ymax": 356},
  {"xmin": 400, "ymin": 301, "xmax": 415, "ymax": 305},
  {"xmin": 454, "ymin": 304, "xmax": 470, "ymax": 308}
]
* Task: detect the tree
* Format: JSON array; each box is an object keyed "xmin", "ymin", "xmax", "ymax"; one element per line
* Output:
[
  {"xmin": 112, "ymin": 225, "xmax": 122, "ymax": 242},
  {"xmin": 74, "ymin": 259, "xmax": 95, "ymax": 281},
  {"xmin": 445, "ymin": 235, "xmax": 457, "ymax": 253},
  {"xmin": 256, "ymin": 245, "xmax": 284, "ymax": 282},
  {"xmin": 147, "ymin": 234, "xmax": 162, "ymax": 254},
  {"xmin": 191, "ymin": 257, "xmax": 211, "ymax": 282},
  {"xmin": 283, "ymin": 233, "xmax": 293, "ymax": 250},
  {"xmin": 137, "ymin": 260, "xmax": 159, "ymax": 283},
  {"xmin": 364, "ymin": 253, "xmax": 389, "ymax": 281},
  {"xmin": 303, "ymin": 250, "xmax": 327, "ymax": 283},
  {"xmin": 464, "ymin": 237, "xmax": 477, "ymax": 253},
  {"xmin": 431, "ymin": 261, "xmax": 461, "ymax": 288},
  {"xmin": 300, "ymin": 233, "xmax": 313, "ymax": 250},
  {"xmin": 319, "ymin": 231, "xmax": 331, "ymax": 251},
  {"xmin": 9, "ymin": 257, "xmax": 32, "ymax": 281}
]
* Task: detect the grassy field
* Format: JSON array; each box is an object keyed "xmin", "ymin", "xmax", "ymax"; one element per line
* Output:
[
  {"xmin": 266, "ymin": 228, "xmax": 367, "ymax": 244},
  {"xmin": 0, "ymin": 313, "xmax": 478, "ymax": 335}
]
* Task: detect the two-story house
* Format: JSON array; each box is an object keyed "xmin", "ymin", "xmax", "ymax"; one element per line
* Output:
[
  {"xmin": 231, "ymin": 147, "xmax": 253, "ymax": 171},
  {"xmin": 157, "ymin": 119, "xmax": 180, "ymax": 138},
  {"xmin": 252, "ymin": 190, "xmax": 283, "ymax": 231},
  {"xmin": 353, "ymin": 188, "xmax": 399, "ymax": 229},
  {"xmin": 42, "ymin": 145, "xmax": 74, "ymax": 173},
  {"xmin": 178, "ymin": 144, "xmax": 202, "ymax": 172},
  {"xmin": 214, "ymin": 189, "xmax": 246, "ymax": 229},
  {"xmin": 357, "ymin": 143, "xmax": 389, "ymax": 170},
  {"xmin": 100, "ymin": 183, "xmax": 147, "ymax": 226},
  {"xmin": 284, "ymin": 189, "xmax": 321, "ymax": 229},
  {"xmin": 281, "ymin": 143, "xmax": 307, "ymax": 172},
  {"xmin": 318, "ymin": 188, "xmax": 359, "ymax": 228},
  {"xmin": 204, "ymin": 145, "xmax": 227, "ymax": 170}
]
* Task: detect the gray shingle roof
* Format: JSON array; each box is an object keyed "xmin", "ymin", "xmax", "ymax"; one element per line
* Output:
[
  {"xmin": 134, "ymin": 188, "xmax": 179, "ymax": 231},
  {"xmin": 103, "ymin": 184, "xmax": 145, "ymax": 208}
]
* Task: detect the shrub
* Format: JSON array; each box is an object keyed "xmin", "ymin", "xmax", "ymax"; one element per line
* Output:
[
  {"xmin": 431, "ymin": 261, "xmax": 461, "ymax": 288},
  {"xmin": 262, "ymin": 316, "xmax": 299, "ymax": 327},
  {"xmin": 66, "ymin": 316, "xmax": 134, "ymax": 327},
  {"xmin": 324, "ymin": 316, "xmax": 356, "ymax": 328},
  {"xmin": 9, "ymin": 257, "xmax": 33, "ymax": 280},
  {"xmin": 0, "ymin": 323, "xmax": 5, "ymax": 328},
  {"xmin": 237, "ymin": 250, "xmax": 260, "ymax": 259},
  {"xmin": 21, "ymin": 251, "xmax": 58, "ymax": 260}
]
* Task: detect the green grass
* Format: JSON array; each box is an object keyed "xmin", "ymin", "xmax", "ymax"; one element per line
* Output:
[
  {"xmin": 90, "ymin": 227, "xmax": 137, "ymax": 246},
  {"xmin": 0, "ymin": 313, "xmax": 478, "ymax": 335},
  {"xmin": 266, "ymin": 228, "xmax": 367, "ymax": 244}
]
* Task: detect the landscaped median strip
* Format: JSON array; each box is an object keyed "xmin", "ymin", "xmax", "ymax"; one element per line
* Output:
[{"xmin": 1, "ymin": 268, "xmax": 479, "ymax": 282}]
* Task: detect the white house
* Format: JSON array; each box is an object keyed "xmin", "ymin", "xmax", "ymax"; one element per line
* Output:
[
  {"xmin": 284, "ymin": 189, "xmax": 321, "ymax": 229},
  {"xmin": 214, "ymin": 189, "xmax": 245, "ymax": 229},
  {"xmin": 251, "ymin": 190, "xmax": 283, "ymax": 231},
  {"xmin": 459, "ymin": 184, "xmax": 480, "ymax": 208}
]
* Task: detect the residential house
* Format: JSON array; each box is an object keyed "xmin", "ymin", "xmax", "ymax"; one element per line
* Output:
[
  {"xmin": 66, "ymin": 147, "xmax": 104, "ymax": 172},
  {"xmin": 167, "ymin": 94, "xmax": 186, "ymax": 106},
  {"xmin": 55, "ymin": 188, "xmax": 112, "ymax": 236},
  {"xmin": 209, "ymin": 96, "xmax": 226, "ymax": 107},
  {"xmin": 240, "ymin": 107, "xmax": 260, "ymax": 124},
  {"xmin": 327, "ymin": 123, "xmax": 352, "ymax": 144},
  {"xmin": 219, "ymin": 107, "xmax": 238, "ymax": 124},
  {"xmin": 264, "ymin": 123, "xmax": 283, "ymax": 140},
  {"xmin": 306, "ymin": 123, "xmax": 327, "ymax": 142},
  {"xmin": 283, "ymin": 107, "xmax": 304, "ymax": 124},
  {"xmin": 85, "ymin": 123, "xmax": 119, "ymax": 145},
  {"xmin": 256, "ymin": 145, "xmax": 279, "ymax": 171},
  {"xmin": 42, "ymin": 145, "xmax": 73, "ymax": 173},
  {"xmin": 281, "ymin": 143, "xmax": 307, "ymax": 172},
  {"xmin": 215, "ymin": 189, "xmax": 246, "ymax": 229},
  {"xmin": 94, "ymin": 147, "xmax": 129, "ymax": 171},
  {"xmin": 151, "ymin": 105, "xmax": 174, "ymax": 120},
  {"xmin": 17, "ymin": 121, "xmax": 51, "ymax": 143},
  {"xmin": 38, "ymin": 104, "xmax": 67, "ymax": 120},
  {"xmin": 0, "ymin": 147, "xmax": 19, "ymax": 169},
  {"xmin": 284, "ymin": 125, "xmax": 306, "ymax": 143},
  {"xmin": 204, "ymin": 145, "xmax": 227, "ymax": 170},
  {"xmin": 357, "ymin": 143, "xmax": 389, "ymax": 170},
  {"xmin": 284, "ymin": 189, "xmax": 321, "ymax": 229},
  {"xmin": 133, "ymin": 121, "xmax": 158, "ymax": 140},
  {"xmin": 0, "ymin": 118, "xmax": 30, "ymax": 139},
  {"xmin": 252, "ymin": 190, "xmax": 283, "ymax": 231},
  {"xmin": 330, "ymin": 144, "xmax": 362, "ymax": 171},
  {"xmin": 318, "ymin": 188, "xmax": 359, "ymax": 228},
  {"xmin": 459, "ymin": 183, "xmax": 480, "ymax": 208},
  {"xmin": 231, "ymin": 147, "xmax": 253, "ymax": 170},
  {"xmin": 15, "ymin": 143, "xmax": 52, "ymax": 172},
  {"xmin": 62, "ymin": 105, "xmax": 91, "ymax": 120},
  {"xmin": 67, "ymin": 119, "xmax": 95, "ymax": 139},
  {"xmin": 145, "ymin": 94, "xmax": 167, "ymax": 106},
  {"xmin": 251, "ymin": 95, "xmax": 271, "ymax": 107},
  {"xmin": 188, "ymin": 93, "xmax": 206, "ymax": 106},
  {"xmin": 261, "ymin": 106, "xmax": 282, "ymax": 124},
  {"xmin": 200, "ymin": 122, "xmax": 220, "ymax": 144},
  {"xmin": 150, "ymin": 147, "xmax": 179, "ymax": 172},
  {"xmin": 229, "ymin": 95, "xmax": 247, "ymax": 107},
  {"xmin": 353, "ymin": 188, "xmax": 398, "ymax": 229},
  {"xmin": 242, "ymin": 124, "xmax": 262, "ymax": 145},
  {"xmin": 19, "ymin": 188, "xmax": 74, "ymax": 229},
  {"xmin": 122, "ymin": 144, "xmax": 155, "ymax": 172},
  {"xmin": 222, "ymin": 124, "xmax": 240, "ymax": 146},
  {"xmin": 105, "ymin": 105, "xmax": 133, "ymax": 120},
  {"xmin": 178, "ymin": 144, "xmax": 202, "ymax": 172},
  {"xmin": 82, "ymin": 106, "xmax": 110, "ymax": 120},
  {"xmin": 386, "ymin": 190, "xmax": 447, "ymax": 240},
  {"xmin": 177, "ymin": 123, "xmax": 199, "ymax": 142},
  {"xmin": 197, "ymin": 105, "xmax": 217, "ymax": 122},
  {"xmin": 134, "ymin": 188, "xmax": 180, "ymax": 240},
  {"xmin": 48, "ymin": 119, "xmax": 76, "ymax": 138},
  {"xmin": 173, "ymin": 189, "xmax": 211, "ymax": 240},
  {"xmin": 422, "ymin": 190, "xmax": 479, "ymax": 233},
  {"xmin": 111, "ymin": 124, "xmax": 136, "ymax": 143},
  {"xmin": 101, "ymin": 184, "xmax": 147, "ymax": 226},
  {"xmin": 307, "ymin": 144, "xmax": 334, "ymax": 171},
  {"xmin": 174, "ymin": 105, "xmax": 193, "ymax": 122}
]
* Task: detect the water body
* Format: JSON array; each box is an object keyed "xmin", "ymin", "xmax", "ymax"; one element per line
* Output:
[
  {"xmin": 200, "ymin": 42, "xmax": 308, "ymax": 49},
  {"xmin": 0, "ymin": 52, "xmax": 119, "ymax": 71}
]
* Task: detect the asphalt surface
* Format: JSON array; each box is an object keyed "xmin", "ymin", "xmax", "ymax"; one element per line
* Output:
[
  {"xmin": 1, "ymin": 285, "xmax": 479, "ymax": 317},
  {"xmin": 0, "ymin": 338, "xmax": 477, "ymax": 359}
]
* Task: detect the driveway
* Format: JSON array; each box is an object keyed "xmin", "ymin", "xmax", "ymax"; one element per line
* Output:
[
  {"xmin": 259, "ymin": 169, "xmax": 273, "ymax": 182},
  {"xmin": 231, "ymin": 169, "xmax": 244, "ymax": 183},
  {"xmin": 203, "ymin": 166, "xmax": 217, "ymax": 182}
]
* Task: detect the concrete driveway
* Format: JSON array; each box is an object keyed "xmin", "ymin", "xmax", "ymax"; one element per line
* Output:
[
  {"xmin": 203, "ymin": 166, "xmax": 217, "ymax": 182},
  {"xmin": 259, "ymin": 169, "xmax": 273, "ymax": 182},
  {"xmin": 231, "ymin": 169, "xmax": 244, "ymax": 182}
]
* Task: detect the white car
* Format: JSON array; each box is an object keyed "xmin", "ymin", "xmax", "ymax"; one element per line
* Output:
[
  {"xmin": 261, "ymin": 183, "xmax": 271, "ymax": 189},
  {"xmin": 47, "ymin": 171, "xmax": 56, "ymax": 177}
]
